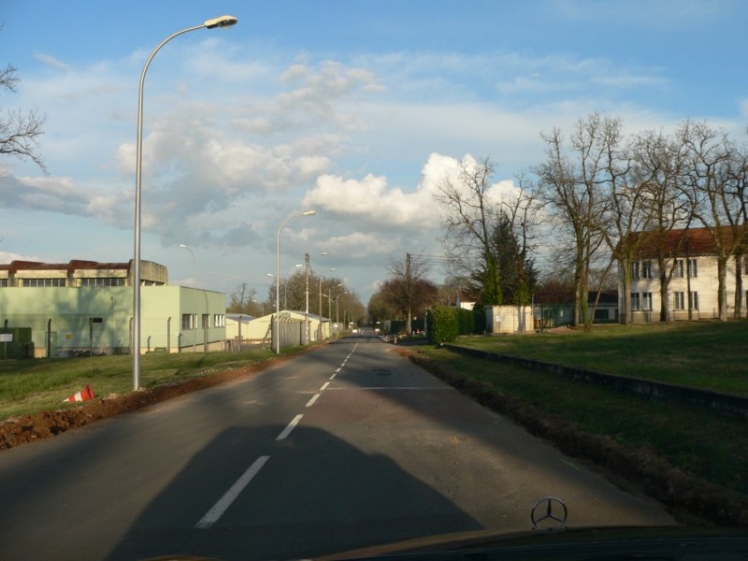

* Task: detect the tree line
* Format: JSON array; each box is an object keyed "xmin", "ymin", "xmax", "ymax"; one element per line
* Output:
[{"xmin": 369, "ymin": 113, "xmax": 748, "ymax": 329}]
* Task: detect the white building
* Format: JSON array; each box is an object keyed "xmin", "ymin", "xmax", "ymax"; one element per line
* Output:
[
  {"xmin": 226, "ymin": 310, "xmax": 330, "ymax": 348},
  {"xmin": 620, "ymin": 227, "xmax": 747, "ymax": 322}
]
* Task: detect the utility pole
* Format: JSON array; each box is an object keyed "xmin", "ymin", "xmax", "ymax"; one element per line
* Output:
[
  {"xmin": 304, "ymin": 252, "xmax": 310, "ymax": 344},
  {"xmin": 406, "ymin": 252, "xmax": 412, "ymax": 334},
  {"xmin": 318, "ymin": 276, "xmax": 323, "ymax": 341}
]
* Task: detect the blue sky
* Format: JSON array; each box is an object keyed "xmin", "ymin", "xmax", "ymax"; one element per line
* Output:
[{"xmin": 1, "ymin": 0, "xmax": 747, "ymax": 304}]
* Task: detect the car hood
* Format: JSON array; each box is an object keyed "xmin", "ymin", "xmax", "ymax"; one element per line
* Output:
[{"xmin": 315, "ymin": 526, "xmax": 748, "ymax": 560}]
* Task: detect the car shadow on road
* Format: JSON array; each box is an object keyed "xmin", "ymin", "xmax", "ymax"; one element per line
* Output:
[{"xmin": 107, "ymin": 424, "xmax": 482, "ymax": 561}]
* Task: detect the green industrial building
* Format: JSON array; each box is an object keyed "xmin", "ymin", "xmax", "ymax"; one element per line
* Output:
[{"xmin": 0, "ymin": 259, "xmax": 226, "ymax": 358}]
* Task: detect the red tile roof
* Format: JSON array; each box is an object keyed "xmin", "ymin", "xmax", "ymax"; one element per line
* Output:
[{"xmin": 627, "ymin": 226, "xmax": 746, "ymax": 258}]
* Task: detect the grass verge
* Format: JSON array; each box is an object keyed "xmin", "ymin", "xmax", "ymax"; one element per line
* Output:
[
  {"xmin": 0, "ymin": 347, "xmax": 280, "ymax": 420},
  {"xmin": 411, "ymin": 345, "xmax": 748, "ymax": 526},
  {"xmin": 457, "ymin": 321, "xmax": 748, "ymax": 396}
]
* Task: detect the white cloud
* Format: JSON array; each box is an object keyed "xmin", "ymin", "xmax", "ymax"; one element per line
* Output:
[
  {"xmin": 0, "ymin": 251, "xmax": 41, "ymax": 264},
  {"xmin": 303, "ymin": 172, "xmax": 435, "ymax": 229},
  {"xmin": 302, "ymin": 153, "xmax": 525, "ymax": 234},
  {"xmin": 33, "ymin": 52, "xmax": 71, "ymax": 72},
  {"xmin": 324, "ymin": 232, "xmax": 400, "ymax": 259}
]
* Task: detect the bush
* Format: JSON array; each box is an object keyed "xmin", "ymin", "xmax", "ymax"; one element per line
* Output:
[
  {"xmin": 457, "ymin": 308, "xmax": 474, "ymax": 335},
  {"xmin": 428, "ymin": 304, "xmax": 459, "ymax": 343},
  {"xmin": 471, "ymin": 304, "xmax": 486, "ymax": 334}
]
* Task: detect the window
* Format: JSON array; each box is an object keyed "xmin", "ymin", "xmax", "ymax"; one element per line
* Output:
[
  {"xmin": 0, "ymin": 279, "xmax": 8, "ymax": 287},
  {"xmin": 689, "ymin": 291, "xmax": 699, "ymax": 311},
  {"xmin": 641, "ymin": 292, "xmax": 653, "ymax": 311},
  {"xmin": 213, "ymin": 314, "xmax": 225, "ymax": 327},
  {"xmin": 674, "ymin": 291, "xmax": 685, "ymax": 310},
  {"xmin": 202, "ymin": 314, "xmax": 210, "ymax": 328},
  {"xmin": 593, "ymin": 308, "xmax": 608, "ymax": 321},
  {"xmin": 80, "ymin": 277, "xmax": 125, "ymax": 287},
  {"xmin": 674, "ymin": 260, "xmax": 684, "ymax": 278},
  {"xmin": 182, "ymin": 314, "xmax": 193, "ymax": 330},
  {"xmin": 641, "ymin": 261, "xmax": 653, "ymax": 279},
  {"xmin": 631, "ymin": 262, "xmax": 640, "ymax": 280},
  {"xmin": 687, "ymin": 259, "xmax": 698, "ymax": 278},
  {"xmin": 22, "ymin": 278, "xmax": 66, "ymax": 287},
  {"xmin": 631, "ymin": 292, "xmax": 640, "ymax": 311}
]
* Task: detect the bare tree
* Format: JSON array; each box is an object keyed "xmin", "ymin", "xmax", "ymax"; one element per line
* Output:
[
  {"xmin": 598, "ymin": 127, "xmax": 647, "ymax": 324},
  {"xmin": 679, "ymin": 121, "xmax": 745, "ymax": 321},
  {"xmin": 0, "ymin": 62, "xmax": 46, "ymax": 174},
  {"xmin": 534, "ymin": 114, "xmax": 616, "ymax": 329},
  {"xmin": 434, "ymin": 157, "xmax": 502, "ymax": 305},
  {"xmin": 434, "ymin": 157, "xmax": 540, "ymax": 307},
  {"xmin": 228, "ymin": 283, "xmax": 256, "ymax": 314},
  {"xmin": 498, "ymin": 175, "xmax": 541, "ymax": 304},
  {"xmin": 385, "ymin": 253, "xmax": 436, "ymax": 333},
  {"xmin": 626, "ymin": 129, "xmax": 692, "ymax": 322},
  {"xmin": 728, "ymin": 140, "xmax": 748, "ymax": 317}
]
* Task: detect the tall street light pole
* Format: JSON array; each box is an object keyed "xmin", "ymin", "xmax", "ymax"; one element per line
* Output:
[
  {"xmin": 304, "ymin": 253, "xmax": 310, "ymax": 344},
  {"xmin": 132, "ymin": 15, "xmax": 238, "ymax": 391},
  {"xmin": 275, "ymin": 211, "xmax": 315, "ymax": 353},
  {"xmin": 179, "ymin": 243, "xmax": 197, "ymax": 286},
  {"xmin": 315, "ymin": 257, "xmax": 329, "ymax": 341}
]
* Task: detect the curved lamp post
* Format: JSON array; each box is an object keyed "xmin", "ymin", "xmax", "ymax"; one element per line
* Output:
[
  {"xmin": 133, "ymin": 15, "xmax": 238, "ymax": 391},
  {"xmin": 275, "ymin": 211, "xmax": 315, "ymax": 353},
  {"xmin": 179, "ymin": 243, "xmax": 197, "ymax": 285}
]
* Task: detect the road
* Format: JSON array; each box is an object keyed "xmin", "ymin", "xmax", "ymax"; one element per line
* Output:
[{"xmin": 0, "ymin": 330, "xmax": 674, "ymax": 560}]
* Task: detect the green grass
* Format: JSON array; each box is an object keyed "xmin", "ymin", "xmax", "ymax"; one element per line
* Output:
[
  {"xmin": 420, "ymin": 345, "xmax": 748, "ymax": 495},
  {"xmin": 0, "ymin": 347, "xmax": 279, "ymax": 419},
  {"xmin": 456, "ymin": 320, "xmax": 748, "ymax": 395}
]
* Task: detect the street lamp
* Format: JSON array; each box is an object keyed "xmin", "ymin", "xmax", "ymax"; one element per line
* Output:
[
  {"xmin": 179, "ymin": 243, "xmax": 197, "ymax": 286},
  {"xmin": 275, "ymin": 211, "xmax": 316, "ymax": 353},
  {"xmin": 314, "ymin": 255, "xmax": 329, "ymax": 341},
  {"xmin": 132, "ymin": 15, "xmax": 238, "ymax": 391}
]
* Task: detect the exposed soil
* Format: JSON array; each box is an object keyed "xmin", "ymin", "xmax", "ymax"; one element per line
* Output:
[
  {"xmin": 2, "ymin": 344, "xmax": 746, "ymax": 528},
  {"xmin": 0, "ymin": 354, "xmax": 297, "ymax": 451}
]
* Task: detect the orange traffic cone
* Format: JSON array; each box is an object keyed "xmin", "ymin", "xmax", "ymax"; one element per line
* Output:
[{"xmin": 63, "ymin": 385, "xmax": 95, "ymax": 403}]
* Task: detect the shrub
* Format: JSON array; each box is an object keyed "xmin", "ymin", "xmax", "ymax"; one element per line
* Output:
[{"xmin": 428, "ymin": 304, "xmax": 459, "ymax": 343}]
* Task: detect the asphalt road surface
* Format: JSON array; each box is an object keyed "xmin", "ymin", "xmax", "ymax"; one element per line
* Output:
[{"xmin": 0, "ymin": 330, "xmax": 675, "ymax": 560}]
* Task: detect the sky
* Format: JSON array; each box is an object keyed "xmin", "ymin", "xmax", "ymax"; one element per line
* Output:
[{"xmin": 1, "ymin": 0, "xmax": 747, "ymax": 305}]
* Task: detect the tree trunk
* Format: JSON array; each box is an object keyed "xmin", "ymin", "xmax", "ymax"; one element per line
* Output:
[
  {"xmin": 717, "ymin": 256, "xmax": 728, "ymax": 321},
  {"xmin": 659, "ymin": 276, "xmax": 670, "ymax": 322},
  {"xmin": 655, "ymin": 254, "xmax": 676, "ymax": 322},
  {"xmin": 619, "ymin": 257, "xmax": 632, "ymax": 325},
  {"xmin": 735, "ymin": 255, "xmax": 744, "ymax": 319}
]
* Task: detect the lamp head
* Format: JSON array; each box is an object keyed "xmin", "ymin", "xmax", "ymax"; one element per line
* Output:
[
  {"xmin": 204, "ymin": 15, "xmax": 238, "ymax": 29},
  {"xmin": 302, "ymin": 210, "xmax": 316, "ymax": 217}
]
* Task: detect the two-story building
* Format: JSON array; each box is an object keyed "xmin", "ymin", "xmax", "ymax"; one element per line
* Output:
[{"xmin": 620, "ymin": 227, "xmax": 746, "ymax": 322}]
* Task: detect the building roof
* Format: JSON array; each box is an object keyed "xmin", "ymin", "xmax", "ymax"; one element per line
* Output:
[
  {"xmin": 591, "ymin": 290, "xmax": 618, "ymax": 305},
  {"xmin": 627, "ymin": 226, "xmax": 746, "ymax": 259},
  {"xmin": 226, "ymin": 314, "xmax": 256, "ymax": 322},
  {"xmin": 0, "ymin": 259, "xmax": 131, "ymax": 274}
]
